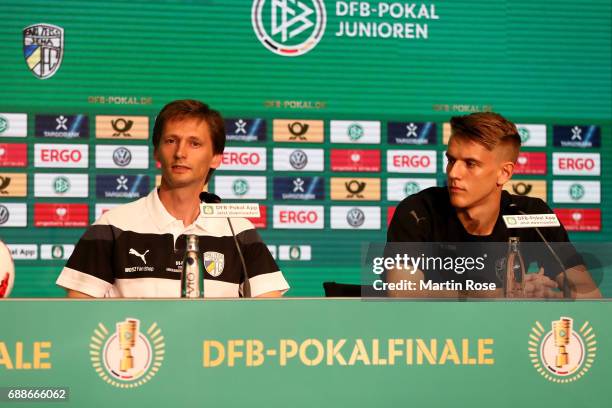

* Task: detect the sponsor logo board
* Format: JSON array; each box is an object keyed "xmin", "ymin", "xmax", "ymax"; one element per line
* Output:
[
  {"xmin": 330, "ymin": 149, "xmax": 380, "ymax": 172},
  {"xmin": 273, "ymin": 205, "xmax": 324, "ymax": 229},
  {"xmin": 514, "ymin": 152, "xmax": 547, "ymax": 175},
  {"xmin": 8, "ymin": 244, "xmax": 38, "ymax": 260},
  {"xmin": 273, "ymin": 120, "xmax": 324, "ymax": 142},
  {"xmin": 96, "ymin": 174, "xmax": 150, "ymax": 199},
  {"xmin": 35, "ymin": 114, "xmax": 89, "ymax": 139},
  {"xmin": 387, "ymin": 178, "xmax": 437, "ymax": 201},
  {"xmin": 330, "ymin": 120, "xmax": 380, "ymax": 144},
  {"xmin": 0, "ymin": 113, "xmax": 27, "ymax": 137},
  {"xmin": 0, "ymin": 143, "xmax": 28, "ymax": 167},
  {"xmin": 330, "ymin": 177, "xmax": 380, "ymax": 200},
  {"xmin": 273, "ymin": 176, "xmax": 324, "ymax": 200},
  {"xmin": 552, "ymin": 153, "xmax": 600, "ymax": 176},
  {"xmin": 40, "ymin": 244, "xmax": 75, "ymax": 260},
  {"xmin": 0, "ymin": 173, "xmax": 27, "ymax": 197},
  {"xmin": 34, "ymin": 144, "xmax": 88, "ymax": 168},
  {"xmin": 554, "ymin": 209, "xmax": 601, "ymax": 232},
  {"xmin": 503, "ymin": 180, "xmax": 547, "ymax": 201},
  {"xmin": 34, "ymin": 173, "xmax": 88, "ymax": 197},
  {"xmin": 248, "ymin": 205, "xmax": 267, "ymax": 229},
  {"xmin": 34, "ymin": 203, "xmax": 89, "ymax": 227},
  {"xmin": 330, "ymin": 206, "xmax": 381, "ymax": 229},
  {"xmin": 225, "ymin": 118, "xmax": 266, "ymax": 142},
  {"xmin": 213, "ymin": 176, "xmax": 267, "ymax": 200},
  {"xmin": 278, "ymin": 245, "xmax": 312, "ymax": 260},
  {"xmin": 553, "ymin": 125, "xmax": 600, "ymax": 148},
  {"xmin": 95, "ymin": 115, "xmax": 149, "ymax": 139},
  {"xmin": 273, "ymin": 148, "xmax": 324, "ymax": 171},
  {"xmin": 0, "ymin": 203, "xmax": 27, "ymax": 227},
  {"xmin": 387, "ymin": 150, "xmax": 436, "ymax": 173},
  {"xmin": 95, "ymin": 145, "xmax": 149, "ymax": 169},
  {"xmin": 516, "ymin": 124, "xmax": 546, "ymax": 147},
  {"xmin": 221, "ymin": 147, "xmax": 267, "ymax": 171},
  {"xmin": 388, "ymin": 122, "xmax": 436, "ymax": 145},
  {"xmin": 552, "ymin": 181, "xmax": 600, "ymax": 204}
]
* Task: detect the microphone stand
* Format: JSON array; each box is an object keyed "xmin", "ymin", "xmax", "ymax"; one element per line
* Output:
[
  {"xmin": 507, "ymin": 204, "xmax": 571, "ymax": 298},
  {"xmin": 199, "ymin": 192, "xmax": 251, "ymax": 297}
]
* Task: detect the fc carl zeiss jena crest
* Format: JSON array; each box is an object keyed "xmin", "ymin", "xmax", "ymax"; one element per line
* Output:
[
  {"xmin": 204, "ymin": 251, "xmax": 225, "ymax": 277},
  {"xmin": 23, "ymin": 23, "xmax": 64, "ymax": 79}
]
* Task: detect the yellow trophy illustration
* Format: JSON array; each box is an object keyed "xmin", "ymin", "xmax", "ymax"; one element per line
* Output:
[
  {"xmin": 118, "ymin": 319, "xmax": 138, "ymax": 372},
  {"xmin": 552, "ymin": 317, "xmax": 571, "ymax": 367}
]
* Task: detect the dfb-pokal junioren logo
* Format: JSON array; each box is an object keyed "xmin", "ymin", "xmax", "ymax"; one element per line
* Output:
[
  {"xmin": 528, "ymin": 317, "xmax": 596, "ymax": 383},
  {"xmin": 90, "ymin": 318, "xmax": 165, "ymax": 388},
  {"xmin": 252, "ymin": 0, "xmax": 326, "ymax": 56}
]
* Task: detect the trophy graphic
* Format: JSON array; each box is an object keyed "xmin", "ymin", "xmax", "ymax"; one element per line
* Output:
[
  {"xmin": 552, "ymin": 317, "xmax": 572, "ymax": 367},
  {"xmin": 117, "ymin": 319, "xmax": 138, "ymax": 372}
]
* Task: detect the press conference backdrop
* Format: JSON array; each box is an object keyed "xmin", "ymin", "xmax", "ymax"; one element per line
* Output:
[{"xmin": 0, "ymin": 0, "xmax": 610, "ymax": 297}]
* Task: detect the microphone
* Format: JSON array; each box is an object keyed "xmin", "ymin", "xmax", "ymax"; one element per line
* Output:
[
  {"xmin": 198, "ymin": 192, "xmax": 251, "ymax": 297},
  {"xmin": 506, "ymin": 203, "xmax": 571, "ymax": 298},
  {"xmin": 199, "ymin": 191, "xmax": 221, "ymax": 204}
]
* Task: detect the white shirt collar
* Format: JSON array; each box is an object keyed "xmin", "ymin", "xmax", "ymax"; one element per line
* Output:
[{"xmin": 145, "ymin": 188, "xmax": 207, "ymax": 233}]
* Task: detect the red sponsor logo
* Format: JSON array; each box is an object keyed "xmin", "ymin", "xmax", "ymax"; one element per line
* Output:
[
  {"xmin": 279, "ymin": 210, "xmax": 318, "ymax": 224},
  {"xmin": 554, "ymin": 209, "xmax": 601, "ymax": 232},
  {"xmin": 34, "ymin": 203, "xmax": 89, "ymax": 227},
  {"xmin": 387, "ymin": 206, "xmax": 397, "ymax": 226},
  {"xmin": 514, "ymin": 152, "xmax": 547, "ymax": 175},
  {"xmin": 0, "ymin": 143, "xmax": 27, "ymax": 167},
  {"xmin": 557, "ymin": 158, "xmax": 595, "ymax": 171},
  {"xmin": 331, "ymin": 149, "xmax": 381, "ymax": 172},
  {"xmin": 248, "ymin": 205, "xmax": 267, "ymax": 229},
  {"xmin": 222, "ymin": 152, "xmax": 262, "ymax": 166},
  {"xmin": 391, "ymin": 154, "xmax": 431, "ymax": 168},
  {"xmin": 40, "ymin": 148, "xmax": 83, "ymax": 163}
]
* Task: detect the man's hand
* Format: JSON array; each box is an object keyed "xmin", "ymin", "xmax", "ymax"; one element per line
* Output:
[
  {"xmin": 524, "ymin": 268, "xmax": 562, "ymax": 299},
  {"xmin": 255, "ymin": 290, "xmax": 284, "ymax": 298},
  {"xmin": 66, "ymin": 289, "xmax": 94, "ymax": 298}
]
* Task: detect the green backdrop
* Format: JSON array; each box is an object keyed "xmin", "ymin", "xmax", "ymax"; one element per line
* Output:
[{"xmin": 0, "ymin": 0, "xmax": 610, "ymax": 297}]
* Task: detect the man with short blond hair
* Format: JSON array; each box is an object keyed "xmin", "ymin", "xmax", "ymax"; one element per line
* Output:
[{"xmin": 387, "ymin": 112, "xmax": 600, "ymax": 299}]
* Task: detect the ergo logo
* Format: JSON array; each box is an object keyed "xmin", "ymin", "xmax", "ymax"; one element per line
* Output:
[
  {"xmin": 392, "ymin": 155, "xmax": 431, "ymax": 168},
  {"xmin": 387, "ymin": 150, "xmax": 436, "ymax": 173},
  {"xmin": 222, "ymin": 152, "xmax": 261, "ymax": 166},
  {"xmin": 279, "ymin": 210, "xmax": 318, "ymax": 224},
  {"xmin": 557, "ymin": 158, "xmax": 595, "ymax": 171},
  {"xmin": 220, "ymin": 148, "xmax": 266, "ymax": 171},
  {"xmin": 274, "ymin": 206, "xmax": 323, "ymax": 229},
  {"xmin": 553, "ymin": 153, "xmax": 599, "ymax": 176},
  {"xmin": 41, "ymin": 148, "xmax": 82, "ymax": 162}
]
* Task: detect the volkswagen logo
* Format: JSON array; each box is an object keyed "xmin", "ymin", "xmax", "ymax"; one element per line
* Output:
[
  {"xmin": 289, "ymin": 150, "xmax": 308, "ymax": 170},
  {"xmin": 0, "ymin": 205, "xmax": 9, "ymax": 225},
  {"xmin": 113, "ymin": 147, "xmax": 132, "ymax": 167},
  {"xmin": 346, "ymin": 208, "xmax": 365, "ymax": 228}
]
